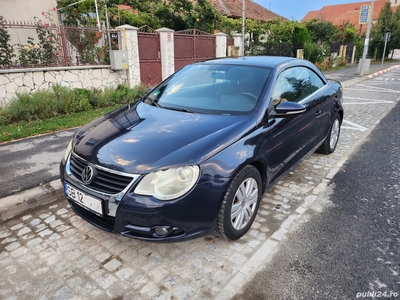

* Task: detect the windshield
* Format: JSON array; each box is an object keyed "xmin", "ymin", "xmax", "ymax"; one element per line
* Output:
[{"xmin": 146, "ymin": 63, "xmax": 272, "ymax": 115}]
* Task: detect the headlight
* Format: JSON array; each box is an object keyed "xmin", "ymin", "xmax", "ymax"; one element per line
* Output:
[
  {"xmin": 63, "ymin": 139, "xmax": 73, "ymax": 161},
  {"xmin": 134, "ymin": 166, "xmax": 200, "ymax": 200}
]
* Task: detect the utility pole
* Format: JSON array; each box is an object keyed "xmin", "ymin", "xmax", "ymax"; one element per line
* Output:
[
  {"xmin": 242, "ymin": 0, "xmax": 245, "ymax": 57},
  {"xmin": 360, "ymin": 0, "xmax": 375, "ymax": 76},
  {"xmin": 94, "ymin": 0, "xmax": 101, "ymax": 30}
]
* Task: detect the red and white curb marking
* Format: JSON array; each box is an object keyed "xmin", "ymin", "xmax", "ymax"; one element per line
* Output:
[{"xmin": 368, "ymin": 65, "xmax": 400, "ymax": 78}]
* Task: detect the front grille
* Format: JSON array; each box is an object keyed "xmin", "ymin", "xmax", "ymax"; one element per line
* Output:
[{"xmin": 69, "ymin": 153, "xmax": 134, "ymax": 195}]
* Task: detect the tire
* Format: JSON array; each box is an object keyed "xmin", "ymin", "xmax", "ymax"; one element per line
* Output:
[
  {"xmin": 317, "ymin": 114, "xmax": 341, "ymax": 154},
  {"xmin": 215, "ymin": 165, "xmax": 262, "ymax": 240}
]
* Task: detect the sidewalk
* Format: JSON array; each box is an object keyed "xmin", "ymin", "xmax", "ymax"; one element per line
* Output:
[
  {"xmin": 323, "ymin": 60, "xmax": 400, "ymax": 84},
  {"xmin": 1, "ymin": 60, "xmax": 399, "ymax": 222}
]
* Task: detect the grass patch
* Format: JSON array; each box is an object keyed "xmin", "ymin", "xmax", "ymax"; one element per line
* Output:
[
  {"xmin": 0, "ymin": 105, "xmax": 120, "ymax": 143},
  {"xmin": 0, "ymin": 84, "xmax": 148, "ymax": 126},
  {"xmin": 0, "ymin": 83, "xmax": 148, "ymax": 143}
]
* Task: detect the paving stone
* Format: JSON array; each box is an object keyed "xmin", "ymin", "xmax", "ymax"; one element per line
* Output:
[
  {"xmin": 56, "ymin": 208, "xmax": 69, "ymax": 215},
  {"xmin": 103, "ymin": 258, "xmax": 122, "ymax": 272},
  {"xmin": 10, "ymin": 223, "xmax": 23, "ymax": 231},
  {"xmin": 5, "ymin": 242, "xmax": 20, "ymax": 252},
  {"xmin": 17, "ymin": 227, "xmax": 31, "ymax": 236}
]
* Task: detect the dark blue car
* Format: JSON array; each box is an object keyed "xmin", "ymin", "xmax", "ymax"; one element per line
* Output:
[{"xmin": 60, "ymin": 56, "xmax": 343, "ymax": 242}]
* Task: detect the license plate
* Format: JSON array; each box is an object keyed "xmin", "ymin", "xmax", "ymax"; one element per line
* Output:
[{"xmin": 64, "ymin": 183, "xmax": 103, "ymax": 216}]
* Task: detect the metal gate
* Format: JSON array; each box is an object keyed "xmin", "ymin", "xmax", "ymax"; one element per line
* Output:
[
  {"xmin": 138, "ymin": 26, "xmax": 161, "ymax": 85},
  {"xmin": 174, "ymin": 29, "xmax": 215, "ymax": 71}
]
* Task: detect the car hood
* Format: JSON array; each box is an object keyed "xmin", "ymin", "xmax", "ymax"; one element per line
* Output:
[{"xmin": 72, "ymin": 102, "xmax": 255, "ymax": 174}]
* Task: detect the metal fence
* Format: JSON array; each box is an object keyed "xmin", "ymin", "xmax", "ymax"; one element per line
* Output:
[
  {"xmin": 0, "ymin": 19, "xmax": 119, "ymax": 69},
  {"xmin": 330, "ymin": 43, "xmax": 355, "ymax": 63},
  {"xmin": 248, "ymin": 42, "xmax": 294, "ymax": 57}
]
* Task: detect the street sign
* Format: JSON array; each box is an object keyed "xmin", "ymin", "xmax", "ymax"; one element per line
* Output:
[
  {"xmin": 384, "ymin": 32, "xmax": 391, "ymax": 42},
  {"xmin": 359, "ymin": 5, "xmax": 370, "ymax": 24}
]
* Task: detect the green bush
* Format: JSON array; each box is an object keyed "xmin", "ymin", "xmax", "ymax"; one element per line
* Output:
[
  {"xmin": 0, "ymin": 83, "xmax": 148, "ymax": 126},
  {"xmin": 304, "ymin": 42, "xmax": 330, "ymax": 64}
]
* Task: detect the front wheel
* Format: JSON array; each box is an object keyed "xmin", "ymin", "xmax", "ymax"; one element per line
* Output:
[
  {"xmin": 215, "ymin": 165, "xmax": 262, "ymax": 240},
  {"xmin": 317, "ymin": 114, "xmax": 341, "ymax": 154}
]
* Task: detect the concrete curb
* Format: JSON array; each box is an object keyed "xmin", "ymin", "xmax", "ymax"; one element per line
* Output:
[
  {"xmin": 0, "ymin": 180, "xmax": 64, "ymax": 222},
  {"xmin": 367, "ymin": 65, "xmax": 400, "ymax": 78},
  {"xmin": 1, "ymin": 64, "xmax": 399, "ymax": 222}
]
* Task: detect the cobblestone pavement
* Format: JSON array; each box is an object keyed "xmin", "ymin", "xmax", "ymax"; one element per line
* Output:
[{"xmin": 1, "ymin": 68, "xmax": 400, "ymax": 300}]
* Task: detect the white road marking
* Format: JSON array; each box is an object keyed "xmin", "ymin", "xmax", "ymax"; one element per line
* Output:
[
  {"xmin": 355, "ymin": 84, "xmax": 400, "ymax": 93},
  {"xmin": 341, "ymin": 120, "xmax": 368, "ymax": 132},
  {"xmin": 344, "ymin": 102, "xmax": 394, "ymax": 105},
  {"xmin": 343, "ymin": 96, "xmax": 394, "ymax": 105},
  {"xmin": 345, "ymin": 88, "xmax": 399, "ymax": 93}
]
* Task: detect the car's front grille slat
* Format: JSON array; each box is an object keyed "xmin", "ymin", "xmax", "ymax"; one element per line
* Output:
[{"xmin": 69, "ymin": 153, "xmax": 135, "ymax": 195}]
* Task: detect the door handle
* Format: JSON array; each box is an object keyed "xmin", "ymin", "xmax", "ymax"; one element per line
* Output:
[{"xmin": 314, "ymin": 110, "xmax": 321, "ymax": 116}]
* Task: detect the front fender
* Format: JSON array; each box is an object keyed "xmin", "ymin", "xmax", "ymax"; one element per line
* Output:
[{"xmin": 199, "ymin": 126, "xmax": 270, "ymax": 195}]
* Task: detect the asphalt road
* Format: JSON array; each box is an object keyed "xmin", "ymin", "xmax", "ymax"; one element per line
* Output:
[
  {"xmin": 232, "ymin": 101, "xmax": 400, "ymax": 299},
  {"xmin": 0, "ymin": 129, "xmax": 74, "ymax": 198}
]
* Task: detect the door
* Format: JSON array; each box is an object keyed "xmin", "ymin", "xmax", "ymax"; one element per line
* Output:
[{"xmin": 265, "ymin": 67, "xmax": 321, "ymax": 183}]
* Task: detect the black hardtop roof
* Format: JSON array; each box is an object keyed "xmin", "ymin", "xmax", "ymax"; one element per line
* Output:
[{"xmin": 199, "ymin": 56, "xmax": 301, "ymax": 68}]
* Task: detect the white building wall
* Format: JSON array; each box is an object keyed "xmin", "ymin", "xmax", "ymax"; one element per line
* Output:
[{"xmin": 1, "ymin": 0, "xmax": 59, "ymax": 23}]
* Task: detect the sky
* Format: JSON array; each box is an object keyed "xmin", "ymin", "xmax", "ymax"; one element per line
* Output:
[{"xmin": 253, "ymin": 0, "xmax": 359, "ymax": 21}]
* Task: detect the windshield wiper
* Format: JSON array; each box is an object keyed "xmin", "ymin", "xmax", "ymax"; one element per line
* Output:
[
  {"xmin": 163, "ymin": 106, "xmax": 201, "ymax": 114},
  {"xmin": 143, "ymin": 96, "xmax": 163, "ymax": 108}
]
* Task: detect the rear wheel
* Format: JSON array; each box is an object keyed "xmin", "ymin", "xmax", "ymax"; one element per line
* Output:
[
  {"xmin": 317, "ymin": 114, "xmax": 341, "ymax": 154},
  {"xmin": 215, "ymin": 165, "xmax": 262, "ymax": 240}
]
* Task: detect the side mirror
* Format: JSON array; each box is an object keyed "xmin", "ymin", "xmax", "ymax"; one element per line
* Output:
[
  {"xmin": 270, "ymin": 101, "xmax": 306, "ymax": 117},
  {"xmin": 146, "ymin": 87, "xmax": 155, "ymax": 94}
]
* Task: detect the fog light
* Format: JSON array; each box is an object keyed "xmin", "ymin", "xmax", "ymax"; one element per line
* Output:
[{"xmin": 154, "ymin": 226, "xmax": 169, "ymax": 236}]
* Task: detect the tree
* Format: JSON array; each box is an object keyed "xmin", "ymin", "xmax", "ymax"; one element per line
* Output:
[
  {"xmin": 292, "ymin": 24, "xmax": 311, "ymax": 46},
  {"xmin": 389, "ymin": 5, "xmax": 400, "ymax": 57},
  {"xmin": 191, "ymin": 0, "xmax": 221, "ymax": 32},
  {"xmin": 265, "ymin": 20, "xmax": 311, "ymax": 45},
  {"xmin": 371, "ymin": 1, "xmax": 396, "ymax": 59},
  {"xmin": 335, "ymin": 21, "xmax": 357, "ymax": 44},
  {"xmin": 303, "ymin": 19, "xmax": 337, "ymax": 43},
  {"xmin": 0, "ymin": 16, "xmax": 14, "ymax": 68},
  {"xmin": 218, "ymin": 16, "xmax": 241, "ymax": 36}
]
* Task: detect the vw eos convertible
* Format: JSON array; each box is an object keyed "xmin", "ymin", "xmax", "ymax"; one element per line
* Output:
[{"xmin": 60, "ymin": 56, "xmax": 343, "ymax": 242}]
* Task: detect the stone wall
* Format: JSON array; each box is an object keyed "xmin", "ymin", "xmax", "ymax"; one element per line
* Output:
[{"xmin": 0, "ymin": 66, "xmax": 128, "ymax": 106}]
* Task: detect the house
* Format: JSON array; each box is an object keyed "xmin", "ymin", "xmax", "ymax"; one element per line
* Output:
[
  {"xmin": 302, "ymin": 0, "xmax": 399, "ymax": 34},
  {"xmin": 206, "ymin": 0, "xmax": 286, "ymax": 22}
]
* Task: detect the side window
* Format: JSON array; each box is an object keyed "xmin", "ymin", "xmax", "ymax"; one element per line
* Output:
[
  {"xmin": 271, "ymin": 67, "xmax": 312, "ymax": 107},
  {"xmin": 308, "ymin": 69, "xmax": 325, "ymax": 93}
]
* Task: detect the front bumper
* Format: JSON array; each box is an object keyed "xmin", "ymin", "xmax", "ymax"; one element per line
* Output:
[{"xmin": 60, "ymin": 159, "xmax": 228, "ymax": 242}]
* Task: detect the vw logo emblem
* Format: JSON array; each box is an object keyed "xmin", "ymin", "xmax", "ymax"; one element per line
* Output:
[{"xmin": 81, "ymin": 165, "xmax": 96, "ymax": 184}]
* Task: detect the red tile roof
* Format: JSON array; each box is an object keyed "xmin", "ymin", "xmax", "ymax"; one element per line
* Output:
[
  {"xmin": 208, "ymin": 0, "xmax": 286, "ymax": 22},
  {"xmin": 117, "ymin": 4, "xmax": 134, "ymax": 12},
  {"xmin": 302, "ymin": 1, "xmax": 398, "ymax": 34}
]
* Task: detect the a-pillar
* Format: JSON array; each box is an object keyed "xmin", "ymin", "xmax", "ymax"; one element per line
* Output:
[
  {"xmin": 156, "ymin": 28, "xmax": 175, "ymax": 80},
  {"xmin": 116, "ymin": 25, "xmax": 140, "ymax": 87},
  {"xmin": 232, "ymin": 33, "xmax": 243, "ymax": 56},
  {"xmin": 215, "ymin": 33, "xmax": 228, "ymax": 58}
]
